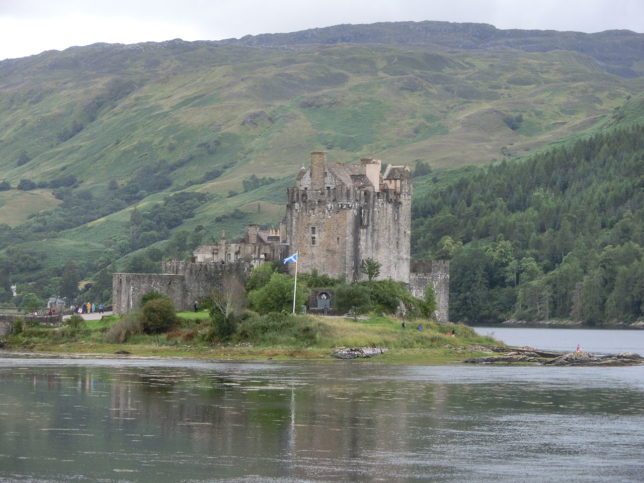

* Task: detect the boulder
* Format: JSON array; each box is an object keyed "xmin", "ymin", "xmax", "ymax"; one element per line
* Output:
[{"xmin": 332, "ymin": 347, "xmax": 388, "ymax": 359}]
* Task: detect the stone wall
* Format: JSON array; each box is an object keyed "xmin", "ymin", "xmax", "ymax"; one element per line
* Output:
[
  {"xmin": 113, "ymin": 261, "xmax": 253, "ymax": 315},
  {"xmin": 162, "ymin": 260, "xmax": 251, "ymax": 303},
  {"xmin": 112, "ymin": 273, "xmax": 186, "ymax": 314},
  {"xmin": 358, "ymin": 189, "xmax": 411, "ymax": 283},
  {"xmin": 409, "ymin": 260, "xmax": 450, "ymax": 322},
  {"xmin": 0, "ymin": 320, "xmax": 12, "ymax": 337},
  {"xmin": 284, "ymin": 189, "xmax": 353, "ymax": 279},
  {"xmin": 285, "ymin": 183, "xmax": 411, "ymax": 283}
]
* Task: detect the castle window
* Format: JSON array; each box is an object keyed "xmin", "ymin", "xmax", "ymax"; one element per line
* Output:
[{"xmin": 311, "ymin": 226, "xmax": 316, "ymax": 245}]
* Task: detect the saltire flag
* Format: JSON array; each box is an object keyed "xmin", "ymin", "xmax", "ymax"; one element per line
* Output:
[{"xmin": 283, "ymin": 253, "xmax": 298, "ymax": 263}]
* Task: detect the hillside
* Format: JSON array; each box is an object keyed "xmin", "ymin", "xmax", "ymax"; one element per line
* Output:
[
  {"xmin": 412, "ymin": 118, "xmax": 643, "ymax": 324},
  {"xmin": 0, "ymin": 21, "xmax": 642, "ymax": 309}
]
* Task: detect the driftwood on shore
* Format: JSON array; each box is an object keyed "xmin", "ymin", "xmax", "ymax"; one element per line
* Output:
[{"xmin": 463, "ymin": 346, "xmax": 644, "ymax": 366}]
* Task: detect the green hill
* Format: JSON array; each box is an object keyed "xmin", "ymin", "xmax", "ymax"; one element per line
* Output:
[
  {"xmin": 412, "ymin": 116, "xmax": 644, "ymax": 324},
  {"xmin": 0, "ymin": 21, "xmax": 642, "ymax": 311}
]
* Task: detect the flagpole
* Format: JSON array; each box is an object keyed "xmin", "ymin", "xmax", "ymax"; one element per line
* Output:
[{"xmin": 292, "ymin": 252, "xmax": 298, "ymax": 314}]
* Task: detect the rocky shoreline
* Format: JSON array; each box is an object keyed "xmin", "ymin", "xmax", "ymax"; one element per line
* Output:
[{"xmin": 463, "ymin": 345, "xmax": 644, "ymax": 366}]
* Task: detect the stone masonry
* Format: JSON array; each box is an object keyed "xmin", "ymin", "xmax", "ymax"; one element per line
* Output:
[
  {"xmin": 113, "ymin": 151, "xmax": 448, "ymax": 320},
  {"xmin": 409, "ymin": 260, "xmax": 450, "ymax": 322},
  {"xmin": 284, "ymin": 152, "xmax": 411, "ymax": 282}
]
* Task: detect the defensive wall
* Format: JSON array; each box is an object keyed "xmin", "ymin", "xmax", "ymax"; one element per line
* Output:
[
  {"xmin": 409, "ymin": 260, "xmax": 450, "ymax": 322},
  {"xmin": 112, "ymin": 261, "xmax": 251, "ymax": 314},
  {"xmin": 0, "ymin": 314, "xmax": 64, "ymax": 337},
  {"xmin": 112, "ymin": 273, "xmax": 186, "ymax": 314}
]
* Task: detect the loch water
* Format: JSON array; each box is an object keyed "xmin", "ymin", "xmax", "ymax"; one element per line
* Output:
[{"xmin": 1, "ymin": 329, "xmax": 644, "ymax": 482}]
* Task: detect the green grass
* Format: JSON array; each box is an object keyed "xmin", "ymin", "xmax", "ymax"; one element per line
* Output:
[
  {"xmin": 3, "ymin": 313, "xmax": 502, "ymax": 364},
  {"xmin": 177, "ymin": 311, "xmax": 211, "ymax": 321},
  {"xmin": 0, "ymin": 190, "xmax": 61, "ymax": 226}
]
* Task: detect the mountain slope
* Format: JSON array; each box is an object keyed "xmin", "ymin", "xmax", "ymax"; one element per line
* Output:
[{"xmin": 0, "ymin": 21, "xmax": 642, "ymax": 306}]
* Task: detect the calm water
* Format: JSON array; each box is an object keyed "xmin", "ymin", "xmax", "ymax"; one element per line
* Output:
[
  {"xmin": 475, "ymin": 326, "xmax": 644, "ymax": 354},
  {"xmin": 1, "ymin": 332, "xmax": 644, "ymax": 482}
]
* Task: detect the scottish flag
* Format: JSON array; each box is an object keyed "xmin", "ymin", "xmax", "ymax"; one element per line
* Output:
[{"xmin": 283, "ymin": 253, "xmax": 298, "ymax": 263}]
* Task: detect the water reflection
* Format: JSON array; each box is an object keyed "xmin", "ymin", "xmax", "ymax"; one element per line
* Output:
[{"xmin": 1, "ymin": 359, "xmax": 644, "ymax": 481}]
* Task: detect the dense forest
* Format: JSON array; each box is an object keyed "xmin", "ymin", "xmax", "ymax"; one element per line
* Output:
[{"xmin": 412, "ymin": 124, "xmax": 643, "ymax": 324}]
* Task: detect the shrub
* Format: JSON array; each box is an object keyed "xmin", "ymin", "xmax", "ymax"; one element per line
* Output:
[
  {"xmin": 366, "ymin": 280, "xmax": 431, "ymax": 318},
  {"xmin": 67, "ymin": 314, "xmax": 85, "ymax": 329},
  {"xmin": 209, "ymin": 312, "xmax": 239, "ymax": 342},
  {"xmin": 105, "ymin": 314, "xmax": 143, "ymax": 343},
  {"xmin": 12, "ymin": 319, "xmax": 23, "ymax": 335},
  {"xmin": 141, "ymin": 291, "xmax": 165, "ymax": 305},
  {"xmin": 423, "ymin": 284, "xmax": 437, "ymax": 318},
  {"xmin": 300, "ymin": 269, "xmax": 342, "ymax": 288},
  {"xmin": 235, "ymin": 312, "xmax": 320, "ymax": 346},
  {"xmin": 334, "ymin": 283, "xmax": 372, "ymax": 315},
  {"xmin": 140, "ymin": 297, "xmax": 179, "ymax": 334}
]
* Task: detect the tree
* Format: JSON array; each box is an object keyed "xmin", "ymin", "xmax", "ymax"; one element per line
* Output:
[
  {"xmin": 17, "ymin": 179, "xmax": 37, "ymax": 190},
  {"xmin": 580, "ymin": 270, "xmax": 603, "ymax": 325},
  {"xmin": 248, "ymin": 272, "xmax": 307, "ymax": 314},
  {"xmin": 60, "ymin": 260, "xmax": 80, "ymax": 301},
  {"xmin": 124, "ymin": 253, "xmax": 160, "ymax": 273},
  {"xmin": 412, "ymin": 160, "xmax": 432, "ymax": 177},
  {"xmin": 246, "ymin": 263, "xmax": 277, "ymax": 291},
  {"xmin": 20, "ymin": 292, "xmax": 43, "ymax": 313},
  {"xmin": 84, "ymin": 268, "xmax": 113, "ymax": 304},
  {"xmin": 360, "ymin": 258, "xmax": 381, "ymax": 281},
  {"xmin": 210, "ymin": 274, "xmax": 248, "ymax": 341},
  {"xmin": 605, "ymin": 261, "xmax": 644, "ymax": 322}
]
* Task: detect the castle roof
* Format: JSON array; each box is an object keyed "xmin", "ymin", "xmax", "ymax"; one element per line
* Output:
[
  {"xmin": 326, "ymin": 163, "xmax": 379, "ymax": 190},
  {"xmin": 326, "ymin": 163, "xmax": 356, "ymax": 188},
  {"xmin": 383, "ymin": 165, "xmax": 409, "ymax": 180}
]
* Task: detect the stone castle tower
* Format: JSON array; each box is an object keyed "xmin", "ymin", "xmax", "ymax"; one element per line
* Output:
[
  {"xmin": 114, "ymin": 151, "xmax": 449, "ymax": 321},
  {"xmin": 284, "ymin": 152, "xmax": 412, "ymax": 282}
]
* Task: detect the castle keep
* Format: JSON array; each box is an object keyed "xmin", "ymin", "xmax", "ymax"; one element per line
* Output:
[
  {"xmin": 113, "ymin": 152, "xmax": 449, "ymax": 321},
  {"xmin": 285, "ymin": 152, "xmax": 411, "ymax": 282}
]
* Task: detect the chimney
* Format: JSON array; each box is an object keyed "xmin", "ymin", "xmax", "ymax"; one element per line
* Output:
[
  {"xmin": 310, "ymin": 151, "xmax": 326, "ymax": 190},
  {"xmin": 247, "ymin": 224, "xmax": 259, "ymax": 244},
  {"xmin": 361, "ymin": 158, "xmax": 381, "ymax": 192}
]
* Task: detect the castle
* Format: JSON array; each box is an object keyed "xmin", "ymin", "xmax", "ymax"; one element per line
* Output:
[
  {"xmin": 113, "ymin": 152, "xmax": 449, "ymax": 320},
  {"xmin": 285, "ymin": 152, "xmax": 411, "ymax": 282}
]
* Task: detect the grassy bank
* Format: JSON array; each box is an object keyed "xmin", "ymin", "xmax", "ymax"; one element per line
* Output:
[{"xmin": 2, "ymin": 312, "xmax": 501, "ymax": 364}]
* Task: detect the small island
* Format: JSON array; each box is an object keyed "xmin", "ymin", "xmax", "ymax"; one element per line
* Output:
[{"xmin": 0, "ymin": 306, "xmax": 501, "ymax": 365}]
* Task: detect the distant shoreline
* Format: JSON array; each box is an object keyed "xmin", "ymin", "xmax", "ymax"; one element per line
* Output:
[{"xmin": 470, "ymin": 320, "xmax": 644, "ymax": 330}]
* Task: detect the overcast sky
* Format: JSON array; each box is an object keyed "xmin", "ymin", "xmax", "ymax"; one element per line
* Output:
[{"xmin": 0, "ymin": 0, "xmax": 642, "ymax": 61}]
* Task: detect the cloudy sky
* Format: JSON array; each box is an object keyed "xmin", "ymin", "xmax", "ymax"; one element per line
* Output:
[{"xmin": 0, "ymin": 0, "xmax": 642, "ymax": 61}]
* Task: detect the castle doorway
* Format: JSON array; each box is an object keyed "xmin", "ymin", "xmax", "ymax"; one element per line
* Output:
[{"xmin": 317, "ymin": 292, "xmax": 331, "ymax": 312}]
